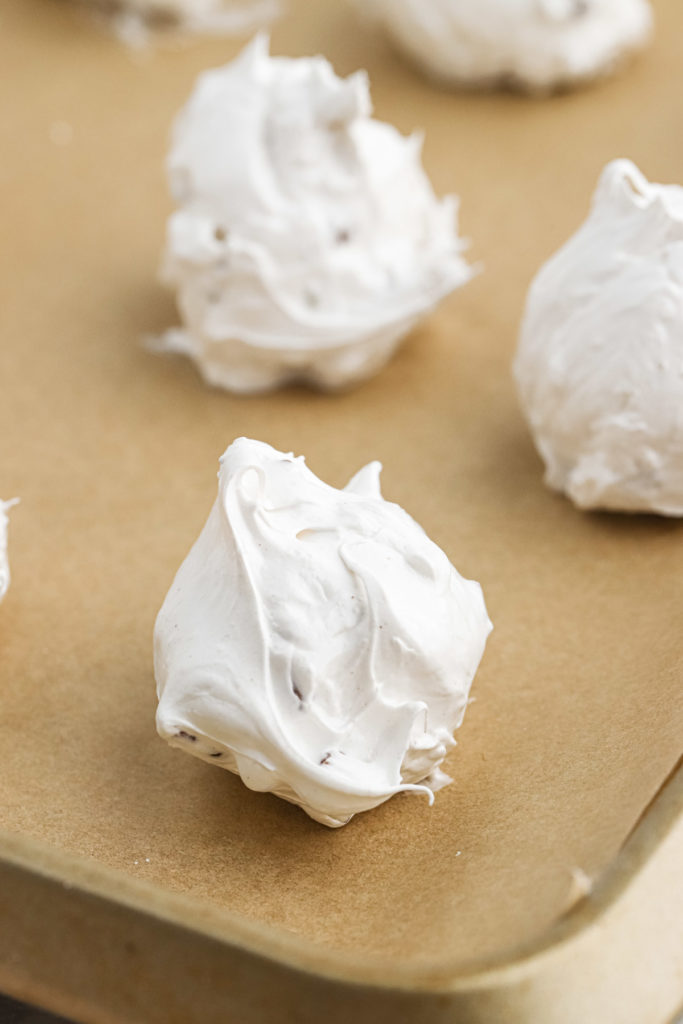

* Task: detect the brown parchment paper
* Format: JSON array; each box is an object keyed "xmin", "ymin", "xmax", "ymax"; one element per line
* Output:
[{"xmin": 0, "ymin": 0, "xmax": 682, "ymax": 980}]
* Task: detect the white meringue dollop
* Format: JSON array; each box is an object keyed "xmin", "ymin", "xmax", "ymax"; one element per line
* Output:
[
  {"xmin": 158, "ymin": 35, "xmax": 472, "ymax": 394},
  {"xmin": 358, "ymin": 0, "xmax": 652, "ymax": 92},
  {"xmin": 154, "ymin": 438, "xmax": 492, "ymax": 827},
  {"xmin": 0, "ymin": 500, "xmax": 18, "ymax": 603},
  {"xmin": 514, "ymin": 159, "xmax": 683, "ymax": 515}
]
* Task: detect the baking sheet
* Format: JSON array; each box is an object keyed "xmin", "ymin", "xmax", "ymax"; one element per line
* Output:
[{"xmin": 0, "ymin": 0, "xmax": 682, "ymax": 980}]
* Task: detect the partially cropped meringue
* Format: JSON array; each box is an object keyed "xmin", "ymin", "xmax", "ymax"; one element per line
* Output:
[
  {"xmin": 0, "ymin": 500, "xmax": 18, "ymax": 602},
  {"xmin": 514, "ymin": 160, "xmax": 683, "ymax": 515},
  {"xmin": 358, "ymin": 0, "xmax": 652, "ymax": 93},
  {"xmin": 154, "ymin": 438, "xmax": 491, "ymax": 827},
  {"xmin": 80, "ymin": 0, "xmax": 280, "ymax": 42},
  {"xmin": 158, "ymin": 35, "xmax": 471, "ymax": 393}
]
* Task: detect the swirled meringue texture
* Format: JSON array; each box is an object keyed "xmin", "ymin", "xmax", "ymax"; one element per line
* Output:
[
  {"xmin": 514, "ymin": 160, "xmax": 683, "ymax": 515},
  {"xmin": 0, "ymin": 500, "xmax": 18, "ymax": 603},
  {"xmin": 154, "ymin": 439, "xmax": 492, "ymax": 827},
  {"xmin": 357, "ymin": 0, "xmax": 652, "ymax": 93},
  {"xmin": 158, "ymin": 35, "xmax": 472, "ymax": 394}
]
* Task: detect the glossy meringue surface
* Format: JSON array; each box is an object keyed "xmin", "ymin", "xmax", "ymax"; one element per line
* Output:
[
  {"xmin": 515, "ymin": 160, "xmax": 683, "ymax": 514},
  {"xmin": 154, "ymin": 439, "xmax": 492, "ymax": 826}
]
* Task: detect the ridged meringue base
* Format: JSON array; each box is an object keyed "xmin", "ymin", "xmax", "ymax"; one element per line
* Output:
[{"xmin": 157, "ymin": 313, "xmax": 429, "ymax": 394}]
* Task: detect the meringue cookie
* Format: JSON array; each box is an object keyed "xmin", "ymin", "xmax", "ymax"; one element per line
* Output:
[
  {"xmin": 81, "ymin": 0, "xmax": 280, "ymax": 41},
  {"xmin": 0, "ymin": 500, "xmax": 18, "ymax": 602},
  {"xmin": 358, "ymin": 0, "xmax": 652, "ymax": 93},
  {"xmin": 514, "ymin": 160, "xmax": 683, "ymax": 515},
  {"xmin": 158, "ymin": 35, "xmax": 471, "ymax": 393},
  {"xmin": 154, "ymin": 438, "xmax": 491, "ymax": 827}
]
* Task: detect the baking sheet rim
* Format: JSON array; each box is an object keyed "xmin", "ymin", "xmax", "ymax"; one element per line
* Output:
[{"xmin": 1, "ymin": 752, "xmax": 681, "ymax": 995}]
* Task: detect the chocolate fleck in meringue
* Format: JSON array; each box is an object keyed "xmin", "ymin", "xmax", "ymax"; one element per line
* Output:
[
  {"xmin": 515, "ymin": 160, "xmax": 683, "ymax": 514},
  {"xmin": 154, "ymin": 438, "xmax": 492, "ymax": 827},
  {"xmin": 158, "ymin": 35, "xmax": 472, "ymax": 393},
  {"xmin": 356, "ymin": 0, "xmax": 652, "ymax": 93}
]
